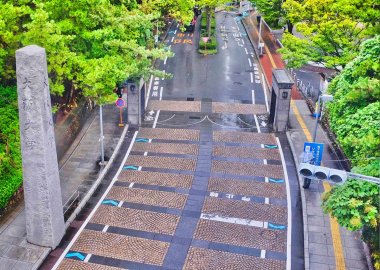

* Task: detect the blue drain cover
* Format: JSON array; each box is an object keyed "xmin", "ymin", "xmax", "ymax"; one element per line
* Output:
[
  {"xmin": 65, "ymin": 252, "xmax": 86, "ymax": 261},
  {"xmin": 123, "ymin": 165, "xmax": 138, "ymax": 170},
  {"xmin": 268, "ymin": 223, "xmax": 286, "ymax": 230}
]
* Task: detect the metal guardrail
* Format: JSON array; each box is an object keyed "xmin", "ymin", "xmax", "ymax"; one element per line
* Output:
[{"xmin": 347, "ymin": 172, "xmax": 380, "ymax": 185}]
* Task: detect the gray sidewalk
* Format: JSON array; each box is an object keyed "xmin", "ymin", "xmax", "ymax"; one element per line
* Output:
[
  {"xmin": 0, "ymin": 104, "xmax": 127, "ymax": 270},
  {"xmin": 287, "ymin": 100, "xmax": 369, "ymax": 270}
]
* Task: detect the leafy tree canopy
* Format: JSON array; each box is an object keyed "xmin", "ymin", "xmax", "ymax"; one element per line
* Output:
[
  {"xmin": 0, "ymin": 0, "xmax": 172, "ymax": 103},
  {"xmin": 140, "ymin": 0, "xmax": 195, "ymax": 25},
  {"xmin": 281, "ymin": 0, "xmax": 380, "ymax": 70},
  {"xmin": 323, "ymin": 36, "xmax": 380, "ymax": 265},
  {"xmin": 251, "ymin": 0, "xmax": 284, "ymax": 28},
  {"xmin": 197, "ymin": 0, "xmax": 225, "ymax": 37},
  {"xmin": 327, "ymin": 36, "xmax": 380, "ymax": 176}
]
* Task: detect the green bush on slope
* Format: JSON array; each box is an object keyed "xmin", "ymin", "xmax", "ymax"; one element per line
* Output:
[{"xmin": 0, "ymin": 85, "xmax": 22, "ymax": 210}]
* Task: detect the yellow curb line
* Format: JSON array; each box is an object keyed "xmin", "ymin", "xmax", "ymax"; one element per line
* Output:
[
  {"xmin": 323, "ymin": 182, "xmax": 346, "ymax": 270},
  {"xmin": 290, "ymin": 100, "xmax": 313, "ymax": 142},
  {"xmin": 252, "ymin": 17, "xmax": 346, "ymax": 268}
]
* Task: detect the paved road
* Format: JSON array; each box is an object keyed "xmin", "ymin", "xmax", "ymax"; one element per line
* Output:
[{"xmin": 48, "ymin": 11, "xmax": 304, "ymax": 270}]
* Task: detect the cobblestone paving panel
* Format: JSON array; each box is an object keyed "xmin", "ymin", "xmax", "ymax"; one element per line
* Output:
[
  {"xmin": 212, "ymin": 102, "xmax": 267, "ymax": 115},
  {"xmin": 147, "ymin": 100, "xmax": 201, "ymax": 112},
  {"xmin": 126, "ymin": 155, "xmax": 196, "ymax": 171},
  {"xmin": 118, "ymin": 170, "xmax": 193, "ymax": 188},
  {"xmin": 91, "ymin": 205, "xmax": 179, "ymax": 235},
  {"xmin": 57, "ymin": 259, "xmax": 124, "ymax": 270},
  {"xmin": 183, "ymin": 247, "xmax": 286, "ymax": 270},
  {"xmin": 213, "ymin": 130, "xmax": 277, "ymax": 145},
  {"xmin": 194, "ymin": 219, "xmax": 286, "ymax": 253},
  {"xmin": 202, "ymin": 197, "xmax": 287, "ymax": 224},
  {"xmin": 212, "ymin": 160, "xmax": 284, "ymax": 179},
  {"xmin": 208, "ymin": 177, "xmax": 286, "ymax": 199},
  {"xmin": 71, "ymin": 230, "xmax": 169, "ymax": 265},
  {"xmin": 132, "ymin": 142, "xmax": 199, "ymax": 155},
  {"xmin": 213, "ymin": 145, "xmax": 280, "ymax": 160},
  {"xmin": 138, "ymin": 128, "xmax": 200, "ymax": 141},
  {"xmin": 107, "ymin": 186, "xmax": 187, "ymax": 209}
]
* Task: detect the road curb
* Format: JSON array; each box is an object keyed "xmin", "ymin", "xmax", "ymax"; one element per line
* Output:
[{"xmin": 286, "ymin": 131, "xmax": 310, "ymax": 270}]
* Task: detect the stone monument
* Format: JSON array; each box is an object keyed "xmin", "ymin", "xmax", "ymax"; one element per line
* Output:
[
  {"xmin": 16, "ymin": 45, "xmax": 65, "ymax": 248},
  {"xmin": 269, "ymin": 69, "xmax": 294, "ymax": 132}
]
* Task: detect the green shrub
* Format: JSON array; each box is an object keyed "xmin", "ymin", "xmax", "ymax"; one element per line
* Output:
[
  {"xmin": 199, "ymin": 36, "xmax": 217, "ymax": 50},
  {"xmin": 198, "ymin": 48, "xmax": 217, "ymax": 55},
  {"xmin": 0, "ymin": 85, "xmax": 22, "ymax": 210},
  {"xmin": 198, "ymin": 12, "xmax": 218, "ymax": 54}
]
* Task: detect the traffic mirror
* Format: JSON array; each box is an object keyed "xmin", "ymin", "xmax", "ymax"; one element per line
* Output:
[
  {"xmin": 299, "ymin": 163, "xmax": 314, "ymax": 177},
  {"xmin": 314, "ymin": 166, "xmax": 329, "ymax": 180},
  {"xmin": 329, "ymin": 168, "xmax": 347, "ymax": 183},
  {"xmin": 299, "ymin": 163, "xmax": 347, "ymax": 184}
]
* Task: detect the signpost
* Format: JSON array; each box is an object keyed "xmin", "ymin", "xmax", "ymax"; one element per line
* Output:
[
  {"xmin": 302, "ymin": 142, "xmax": 324, "ymax": 188},
  {"xmin": 202, "ymin": 37, "xmax": 209, "ymax": 55},
  {"xmin": 303, "ymin": 142, "xmax": 324, "ymax": 166},
  {"xmin": 115, "ymin": 97, "xmax": 126, "ymax": 127}
]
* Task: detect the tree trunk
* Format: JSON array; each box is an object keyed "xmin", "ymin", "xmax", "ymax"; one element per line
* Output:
[
  {"xmin": 287, "ymin": 21, "xmax": 294, "ymax": 34},
  {"xmin": 206, "ymin": 7, "xmax": 211, "ymax": 37}
]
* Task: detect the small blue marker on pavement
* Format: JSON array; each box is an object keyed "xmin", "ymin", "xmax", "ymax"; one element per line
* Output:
[
  {"xmin": 269, "ymin": 178, "xmax": 284, "ymax": 183},
  {"xmin": 123, "ymin": 165, "xmax": 138, "ymax": 170},
  {"xmin": 136, "ymin": 138, "xmax": 149, "ymax": 142},
  {"xmin": 102, "ymin": 200, "xmax": 119, "ymax": 206},
  {"xmin": 65, "ymin": 252, "xmax": 86, "ymax": 261},
  {"xmin": 264, "ymin": 144, "xmax": 278, "ymax": 149},
  {"xmin": 268, "ymin": 223, "xmax": 286, "ymax": 230}
]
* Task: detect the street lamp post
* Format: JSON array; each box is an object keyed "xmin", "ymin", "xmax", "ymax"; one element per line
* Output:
[
  {"xmin": 258, "ymin": 16, "xmax": 263, "ymax": 55},
  {"xmin": 258, "ymin": 17, "xmax": 262, "ymax": 46},
  {"xmin": 312, "ymin": 94, "xmax": 333, "ymax": 142}
]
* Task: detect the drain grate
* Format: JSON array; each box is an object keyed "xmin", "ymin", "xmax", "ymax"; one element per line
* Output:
[
  {"xmin": 189, "ymin": 116, "xmax": 201, "ymax": 120},
  {"xmin": 187, "ymin": 97, "xmax": 195, "ymax": 101}
]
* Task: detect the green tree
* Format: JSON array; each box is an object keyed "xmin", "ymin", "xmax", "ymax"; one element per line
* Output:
[
  {"xmin": 322, "ymin": 180, "xmax": 380, "ymax": 267},
  {"xmin": 251, "ymin": 0, "xmax": 285, "ymax": 29},
  {"xmin": 24, "ymin": 0, "xmax": 170, "ymax": 98},
  {"xmin": 140, "ymin": 0, "xmax": 195, "ymax": 26},
  {"xmin": 198, "ymin": 0, "xmax": 225, "ymax": 37},
  {"xmin": 0, "ymin": 1, "xmax": 31, "ymax": 83},
  {"xmin": 281, "ymin": 0, "xmax": 380, "ymax": 70},
  {"xmin": 327, "ymin": 35, "xmax": 380, "ymax": 174},
  {"xmin": 323, "ymin": 35, "xmax": 380, "ymax": 268},
  {"xmin": 0, "ymin": 0, "xmax": 172, "ymax": 208}
]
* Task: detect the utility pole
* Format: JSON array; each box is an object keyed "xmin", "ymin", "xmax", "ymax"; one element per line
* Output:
[{"xmin": 312, "ymin": 94, "xmax": 333, "ymax": 142}]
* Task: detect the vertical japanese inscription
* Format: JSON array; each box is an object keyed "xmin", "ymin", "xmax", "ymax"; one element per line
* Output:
[{"xmin": 16, "ymin": 45, "xmax": 65, "ymax": 248}]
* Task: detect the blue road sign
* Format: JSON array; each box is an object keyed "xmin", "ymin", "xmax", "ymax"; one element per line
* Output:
[{"xmin": 303, "ymin": 142, "xmax": 324, "ymax": 166}]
